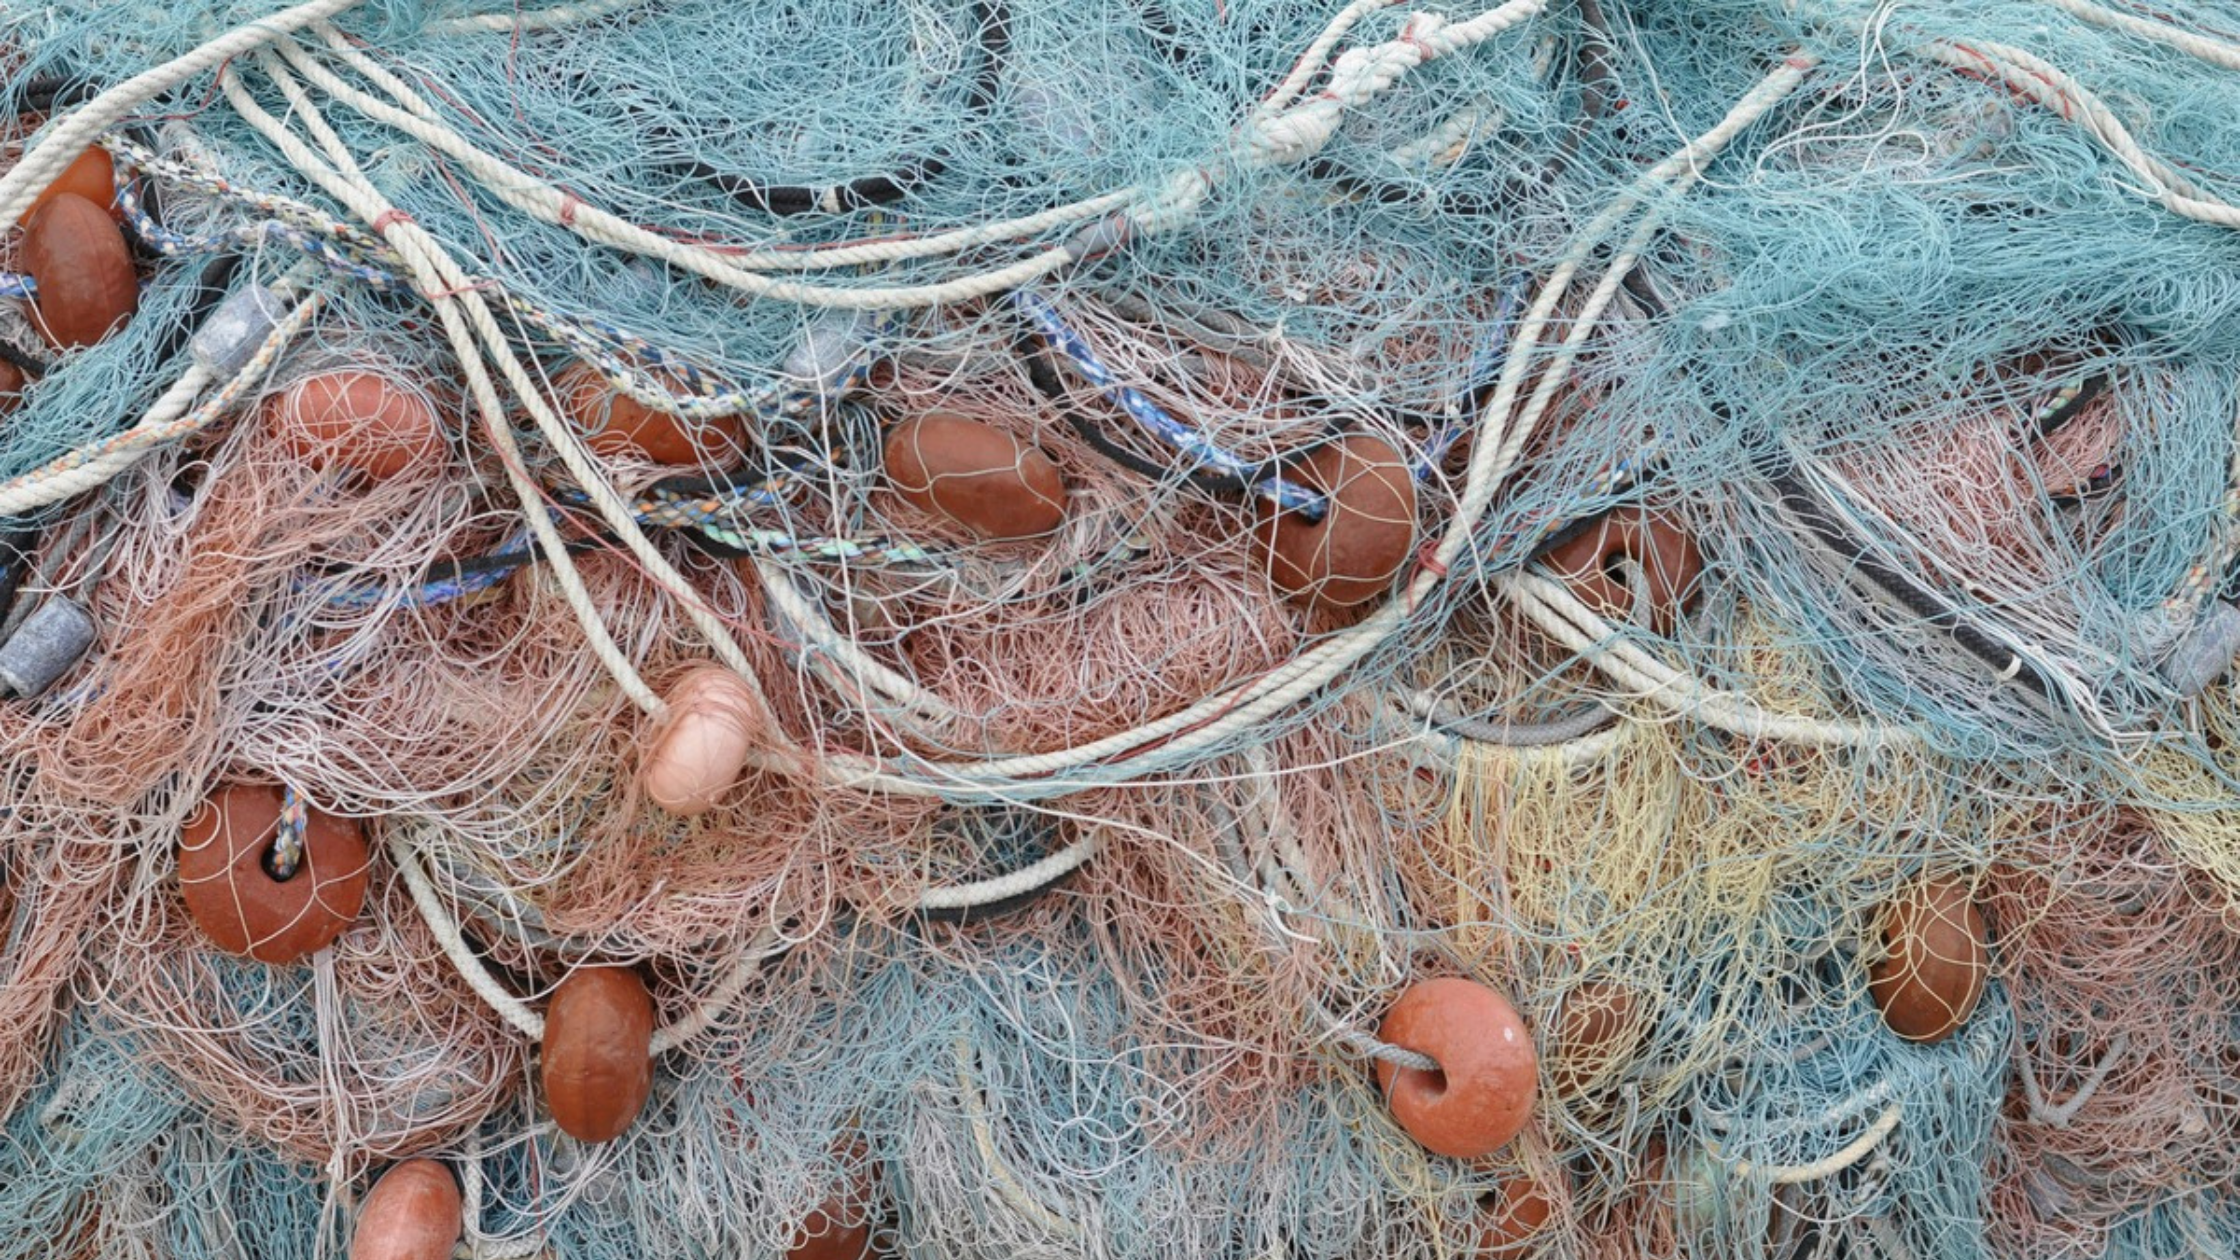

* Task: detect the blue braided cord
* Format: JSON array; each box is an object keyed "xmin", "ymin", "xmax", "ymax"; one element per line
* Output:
[
  {"xmin": 0, "ymin": 273, "xmax": 34, "ymax": 300},
  {"xmin": 268, "ymin": 784, "xmax": 308, "ymax": 880},
  {"xmin": 1013, "ymin": 289, "xmax": 1329, "ymax": 515},
  {"xmin": 693, "ymin": 524, "xmax": 941, "ymax": 568}
]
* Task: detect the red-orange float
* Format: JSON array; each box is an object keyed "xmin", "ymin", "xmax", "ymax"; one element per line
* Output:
[
  {"xmin": 556, "ymin": 361, "xmax": 745, "ymax": 466},
  {"xmin": 269, "ymin": 371, "xmax": 445, "ymax": 480},
  {"xmin": 1375, "ymin": 977, "xmax": 1538, "ymax": 1160},
  {"xmin": 25, "ymin": 148, "xmax": 118, "ymax": 223},
  {"xmin": 1255, "ymin": 434, "xmax": 1418, "ymax": 610},
  {"xmin": 1539, "ymin": 505, "xmax": 1703, "ymax": 632},
  {"xmin": 20, "ymin": 193, "xmax": 137, "ymax": 349},
  {"xmin": 640, "ymin": 665, "xmax": 764, "ymax": 816},
  {"xmin": 1476, "ymin": 1176, "xmax": 1554, "ymax": 1255},
  {"xmin": 786, "ymin": 1200, "xmax": 879, "ymax": 1260},
  {"xmin": 178, "ymin": 784, "xmax": 369, "ymax": 965},
  {"xmin": 1867, "ymin": 873, "xmax": 1988, "ymax": 1044},
  {"xmin": 0, "ymin": 358, "xmax": 23, "ymax": 417},
  {"xmin": 884, "ymin": 412, "xmax": 1067, "ymax": 541},
  {"xmin": 1551, "ymin": 980, "xmax": 1644, "ymax": 1096},
  {"xmin": 350, "ymin": 1160, "xmax": 462, "ymax": 1260},
  {"xmin": 542, "ymin": 965, "xmax": 656, "ymax": 1142}
]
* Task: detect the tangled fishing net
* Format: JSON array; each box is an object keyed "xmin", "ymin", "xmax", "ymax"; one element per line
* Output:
[{"xmin": 6, "ymin": 0, "xmax": 2240, "ymax": 1255}]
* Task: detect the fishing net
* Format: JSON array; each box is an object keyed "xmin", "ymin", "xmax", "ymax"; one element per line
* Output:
[{"xmin": 4, "ymin": 0, "xmax": 2240, "ymax": 1256}]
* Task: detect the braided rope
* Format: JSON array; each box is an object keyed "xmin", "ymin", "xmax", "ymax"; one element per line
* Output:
[
  {"xmin": 0, "ymin": 0, "xmax": 370, "ymax": 234},
  {"xmin": 0, "ymin": 275, "xmax": 320, "ymax": 516}
]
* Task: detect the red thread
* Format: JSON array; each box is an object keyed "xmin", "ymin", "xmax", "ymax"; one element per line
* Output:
[
  {"xmin": 1414, "ymin": 541, "xmax": 1449, "ymax": 581},
  {"xmin": 422, "ymin": 278, "xmax": 496, "ymax": 301},
  {"xmin": 558, "ymin": 192, "xmax": 582, "ymax": 228},
  {"xmin": 372, "ymin": 208, "xmax": 415, "ymax": 233}
]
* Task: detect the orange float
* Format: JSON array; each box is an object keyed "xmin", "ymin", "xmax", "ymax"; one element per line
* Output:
[
  {"xmin": 1374, "ymin": 977, "xmax": 1538, "ymax": 1159},
  {"xmin": 350, "ymin": 1160, "xmax": 463, "ymax": 1260},
  {"xmin": 1538, "ymin": 505, "xmax": 1703, "ymax": 632},
  {"xmin": 20, "ymin": 193, "xmax": 137, "ymax": 349},
  {"xmin": 639, "ymin": 665, "xmax": 764, "ymax": 816},
  {"xmin": 25, "ymin": 148, "xmax": 117, "ymax": 222},
  {"xmin": 1867, "ymin": 873, "xmax": 1988, "ymax": 1043},
  {"xmin": 556, "ymin": 361, "xmax": 746, "ymax": 466},
  {"xmin": 542, "ymin": 966, "xmax": 656, "ymax": 1142},
  {"xmin": 177, "ymin": 784, "xmax": 369, "ymax": 965},
  {"xmin": 269, "ymin": 370, "xmax": 446, "ymax": 480},
  {"xmin": 1550, "ymin": 980, "xmax": 1644, "ymax": 1096},
  {"xmin": 884, "ymin": 412, "xmax": 1067, "ymax": 540},
  {"xmin": 1255, "ymin": 434, "xmax": 1417, "ymax": 610},
  {"xmin": 1475, "ymin": 1176, "xmax": 1554, "ymax": 1255}
]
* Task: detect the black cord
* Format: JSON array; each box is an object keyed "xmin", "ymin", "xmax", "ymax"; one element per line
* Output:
[
  {"xmin": 13, "ymin": 75, "xmax": 98, "ymax": 115},
  {"xmin": 0, "ymin": 522, "xmax": 40, "ymax": 625},
  {"xmin": 0, "ymin": 338, "xmax": 50, "ymax": 381},
  {"xmin": 657, "ymin": 0, "xmax": 1008, "ymax": 216},
  {"xmin": 1758, "ymin": 450, "xmax": 2057, "ymax": 701}
]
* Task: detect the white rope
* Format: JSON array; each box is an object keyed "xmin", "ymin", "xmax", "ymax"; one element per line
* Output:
[
  {"xmin": 0, "ymin": 0, "xmax": 369, "ymax": 234},
  {"xmin": 2036, "ymin": 0, "xmax": 2240, "ymax": 72},
  {"xmin": 388, "ymin": 826, "xmax": 791, "ymax": 1054},
  {"xmin": 386, "ymin": 828, "xmax": 547, "ymax": 1041},
  {"xmin": 1500, "ymin": 571, "xmax": 1915, "ymax": 747},
  {"xmin": 421, "ymin": 0, "xmax": 651, "ymax": 36},
  {"xmin": 914, "ymin": 833, "xmax": 1102, "ymax": 911},
  {"xmin": 1914, "ymin": 37, "xmax": 2240, "ymax": 228},
  {"xmin": 1710, "ymin": 1104, "xmax": 1904, "ymax": 1185},
  {"xmin": 224, "ymin": 55, "xmax": 668, "ymax": 715}
]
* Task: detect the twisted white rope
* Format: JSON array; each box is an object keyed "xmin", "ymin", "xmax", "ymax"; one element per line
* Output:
[
  {"xmin": 224, "ymin": 54, "xmax": 667, "ymax": 714},
  {"xmin": 1915, "ymin": 37, "xmax": 2240, "ymax": 229},
  {"xmin": 2036, "ymin": 0, "xmax": 2240, "ymax": 71},
  {"xmin": 0, "ymin": 274, "xmax": 321, "ymax": 516},
  {"xmin": 1709, "ymin": 1103, "xmax": 1904, "ymax": 1185},
  {"xmin": 1500, "ymin": 571, "xmax": 1914, "ymax": 747},
  {"xmin": 0, "ymin": 0, "xmax": 369, "ymax": 234},
  {"xmin": 422, "ymin": 0, "xmax": 650, "ymax": 36}
]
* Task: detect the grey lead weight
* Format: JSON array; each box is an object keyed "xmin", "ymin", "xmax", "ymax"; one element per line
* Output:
[
  {"xmin": 0, "ymin": 596, "xmax": 96, "ymax": 698},
  {"xmin": 2161, "ymin": 600, "xmax": 2240, "ymax": 698},
  {"xmin": 190, "ymin": 282, "xmax": 284, "ymax": 380}
]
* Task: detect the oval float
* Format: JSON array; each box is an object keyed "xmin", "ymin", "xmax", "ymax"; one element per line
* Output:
[
  {"xmin": 884, "ymin": 412, "xmax": 1067, "ymax": 541},
  {"xmin": 26, "ymin": 148, "xmax": 117, "ymax": 223},
  {"xmin": 270, "ymin": 370, "xmax": 445, "ymax": 480},
  {"xmin": 20, "ymin": 193, "xmax": 137, "ymax": 350},
  {"xmin": 1255, "ymin": 434, "xmax": 1417, "ymax": 610},
  {"xmin": 1867, "ymin": 873, "xmax": 1988, "ymax": 1044},
  {"xmin": 1551, "ymin": 980, "xmax": 1643, "ymax": 1097},
  {"xmin": 1538, "ymin": 505, "xmax": 1703, "ymax": 632},
  {"xmin": 542, "ymin": 965, "xmax": 656, "ymax": 1142},
  {"xmin": 556, "ymin": 361, "xmax": 745, "ymax": 466},
  {"xmin": 351, "ymin": 1160, "xmax": 462, "ymax": 1260},
  {"xmin": 1476, "ymin": 1175, "xmax": 1554, "ymax": 1255},
  {"xmin": 640, "ymin": 665, "xmax": 764, "ymax": 816}
]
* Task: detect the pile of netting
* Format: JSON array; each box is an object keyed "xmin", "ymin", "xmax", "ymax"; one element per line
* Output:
[{"xmin": 5, "ymin": 0, "xmax": 2240, "ymax": 1256}]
